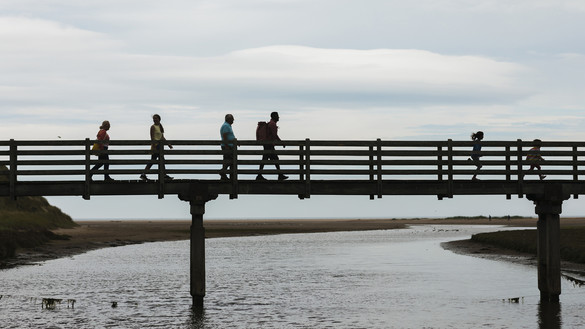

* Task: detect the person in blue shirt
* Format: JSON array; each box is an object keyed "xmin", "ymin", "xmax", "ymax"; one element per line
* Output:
[{"xmin": 220, "ymin": 114, "xmax": 236, "ymax": 180}]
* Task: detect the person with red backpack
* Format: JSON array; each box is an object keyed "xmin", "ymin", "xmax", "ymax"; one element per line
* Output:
[{"xmin": 256, "ymin": 111, "xmax": 288, "ymax": 181}]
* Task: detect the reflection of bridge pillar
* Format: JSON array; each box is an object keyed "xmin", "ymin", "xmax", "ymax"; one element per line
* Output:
[
  {"xmin": 528, "ymin": 185, "xmax": 568, "ymax": 303},
  {"xmin": 179, "ymin": 185, "xmax": 217, "ymax": 308}
]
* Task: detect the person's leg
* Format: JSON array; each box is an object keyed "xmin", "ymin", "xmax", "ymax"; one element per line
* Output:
[
  {"xmin": 472, "ymin": 157, "xmax": 481, "ymax": 180},
  {"xmin": 90, "ymin": 162, "xmax": 102, "ymax": 172},
  {"xmin": 256, "ymin": 145, "xmax": 270, "ymax": 180},
  {"xmin": 103, "ymin": 154, "xmax": 113, "ymax": 180},
  {"xmin": 269, "ymin": 152, "xmax": 288, "ymax": 180},
  {"xmin": 535, "ymin": 164, "xmax": 546, "ymax": 180},
  {"xmin": 141, "ymin": 153, "xmax": 158, "ymax": 180},
  {"xmin": 221, "ymin": 146, "xmax": 231, "ymax": 180}
]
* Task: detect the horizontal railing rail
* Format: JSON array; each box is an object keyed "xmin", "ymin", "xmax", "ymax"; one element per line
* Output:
[{"xmin": 0, "ymin": 139, "xmax": 584, "ymax": 199}]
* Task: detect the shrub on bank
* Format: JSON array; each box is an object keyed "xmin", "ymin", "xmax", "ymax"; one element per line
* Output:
[{"xmin": 471, "ymin": 228, "xmax": 585, "ymax": 264}]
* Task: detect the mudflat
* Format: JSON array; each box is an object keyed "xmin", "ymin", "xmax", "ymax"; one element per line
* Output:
[{"xmin": 6, "ymin": 217, "xmax": 585, "ymax": 270}]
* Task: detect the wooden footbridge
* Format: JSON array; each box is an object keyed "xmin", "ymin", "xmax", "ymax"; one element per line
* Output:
[{"xmin": 2, "ymin": 138, "xmax": 584, "ymax": 306}]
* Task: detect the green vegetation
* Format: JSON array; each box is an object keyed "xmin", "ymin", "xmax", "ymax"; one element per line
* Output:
[
  {"xmin": 0, "ymin": 166, "xmax": 76, "ymax": 261},
  {"xmin": 471, "ymin": 228, "xmax": 585, "ymax": 264}
]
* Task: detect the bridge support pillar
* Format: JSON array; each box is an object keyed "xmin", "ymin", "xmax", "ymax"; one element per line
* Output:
[
  {"xmin": 528, "ymin": 185, "xmax": 568, "ymax": 303},
  {"xmin": 179, "ymin": 186, "xmax": 217, "ymax": 309}
]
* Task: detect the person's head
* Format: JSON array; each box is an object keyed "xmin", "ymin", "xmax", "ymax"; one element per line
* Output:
[
  {"xmin": 471, "ymin": 131, "xmax": 484, "ymax": 141},
  {"xmin": 152, "ymin": 114, "xmax": 161, "ymax": 124},
  {"xmin": 533, "ymin": 139, "xmax": 542, "ymax": 147},
  {"xmin": 225, "ymin": 114, "xmax": 234, "ymax": 125},
  {"xmin": 100, "ymin": 120, "xmax": 110, "ymax": 130},
  {"xmin": 270, "ymin": 111, "xmax": 279, "ymax": 122}
]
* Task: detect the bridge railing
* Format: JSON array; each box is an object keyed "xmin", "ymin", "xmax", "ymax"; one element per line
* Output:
[{"xmin": 1, "ymin": 139, "xmax": 584, "ymax": 186}]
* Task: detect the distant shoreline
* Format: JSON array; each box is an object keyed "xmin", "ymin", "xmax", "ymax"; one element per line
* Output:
[{"xmin": 5, "ymin": 217, "xmax": 585, "ymax": 271}]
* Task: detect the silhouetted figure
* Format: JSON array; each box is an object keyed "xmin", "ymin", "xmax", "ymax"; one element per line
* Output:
[
  {"xmin": 140, "ymin": 114, "xmax": 173, "ymax": 181},
  {"xmin": 256, "ymin": 112, "xmax": 288, "ymax": 181},
  {"xmin": 220, "ymin": 114, "xmax": 236, "ymax": 180},
  {"xmin": 526, "ymin": 139, "xmax": 546, "ymax": 180},
  {"xmin": 90, "ymin": 120, "xmax": 113, "ymax": 181},
  {"xmin": 468, "ymin": 131, "xmax": 484, "ymax": 180}
]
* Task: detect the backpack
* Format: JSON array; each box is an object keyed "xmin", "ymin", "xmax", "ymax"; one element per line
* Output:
[{"xmin": 256, "ymin": 121, "xmax": 269, "ymax": 141}]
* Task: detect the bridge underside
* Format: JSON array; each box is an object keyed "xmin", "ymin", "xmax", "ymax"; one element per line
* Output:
[{"xmin": 1, "ymin": 179, "xmax": 583, "ymax": 199}]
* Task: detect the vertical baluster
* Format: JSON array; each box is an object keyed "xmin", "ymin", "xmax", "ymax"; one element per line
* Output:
[
  {"xmin": 376, "ymin": 139, "xmax": 382, "ymax": 198},
  {"xmin": 84, "ymin": 138, "xmax": 91, "ymax": 200},
  {"xmin": 304, "ymin": 138, "xmax": 311, "ymax": 198},
  {"xmin": 230, "ymin": 138, "xmax": 238, "ymax": 199},
  {"xmin": 9, "ymin": 139, "xmax": 16, "ymax": 200},
  {"xmin": 369, "ymin": 144, "xmax": 375, "ymax": 200},
  {"xmin": 506, "ymin": 145, "xmax": 511, "ymax": 199},
  {"xmin": 517, "ymin": 139, "xmax": 523, "ymax": 198}
]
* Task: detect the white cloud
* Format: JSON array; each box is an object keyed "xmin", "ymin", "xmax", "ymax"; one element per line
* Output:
[
  {"xmin": 0, "ymin": 16, "xmax": 531, "ymax": 107},
  {"xmin": 0, "ymin": 17, "xmax": 536, "ymax": 142}
]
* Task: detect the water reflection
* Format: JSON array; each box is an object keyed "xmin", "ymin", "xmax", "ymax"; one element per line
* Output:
[
  {"xmin": 1, "ymin": 226, "xmax": 585, "ymax": 328},
  {"xmin": 538, "ymin": 301, "xmax": 561, "ymax": 329},
  {"xmin": 188, "ymin": 307, "xmax": 206, "ymax": 329}
]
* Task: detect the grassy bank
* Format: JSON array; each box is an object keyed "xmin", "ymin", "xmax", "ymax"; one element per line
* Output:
[
  {"xmin": 0, "ymin": 195, "xmax": 76, "ymax": 260},
  {"xmin": 0, "ymin": 165, "xmax": 76, "ymax": 261},
  {"xmin": 471, "ymin": 227, "xmax": 585, "ymax": 264}
]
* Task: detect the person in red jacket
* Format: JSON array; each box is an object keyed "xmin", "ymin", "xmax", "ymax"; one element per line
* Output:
[
  {"xmin": 256, "ymin": 112, "xmax": 288, "ymax": 181},
  {"xmin": 90, "ymin": 120, "xmax": 114, "ymax": 181}
]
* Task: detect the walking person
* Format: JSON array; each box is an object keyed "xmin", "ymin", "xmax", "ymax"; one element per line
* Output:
[
  {"xmin": 468, "ymin": 131, "xmax": 484, "ymax": 181},
  {"xmin": 140, "ymin": 114, "xmax": 173, "ymax": 181},
  {"xmin": 256, "ymin": 111, "xmax": 288, "ymax": 181},
  {"xmin": 90, "ymin": 120, "xmax": 114, "ymax": 181},
  {"xmin": 526, "ymin": 139, "xmax": 546, "ymax": 180},
  {"xmin": 220, "ymin": 114, "xmax": 236, "ymax": 180}
]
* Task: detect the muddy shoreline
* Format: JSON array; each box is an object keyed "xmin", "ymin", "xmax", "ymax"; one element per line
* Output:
[{"xmin": 4, "ymin": 217, "xmax": 585, "ymax": 273}]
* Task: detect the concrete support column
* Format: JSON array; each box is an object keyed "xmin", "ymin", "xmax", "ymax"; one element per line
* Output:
[
  {"xmin": 179, "ymin": 185, "xmax": 217, "ymax": 309},
  {"xmin": 529, "ymin": 185, "xmax": 568, "ymax": 303},
  {"xmin": 190, "ymin": 198, "xmax": 206, "ymax": 308},
  {"xmin": 535, "ymin": 199, "xmax": 562, "ymax": 302}
]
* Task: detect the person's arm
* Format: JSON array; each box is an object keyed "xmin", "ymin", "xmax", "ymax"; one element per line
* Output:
[
  {"xmin": 161, "ymin": 125, "xmax": 173, "ymax": 149},
  {"xmin": 222, "ymin": 131, "xmax": 229, "ymax": 145}
]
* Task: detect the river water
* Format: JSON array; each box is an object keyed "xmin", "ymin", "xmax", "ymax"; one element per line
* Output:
[{"xmin": 1, "ymin": 225, "xmax": 584, "ymax": 328}]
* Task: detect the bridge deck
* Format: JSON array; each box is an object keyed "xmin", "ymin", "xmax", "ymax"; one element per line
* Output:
[{"xmin": 1, "ymin": 179, "xmax": 584, "ymax": 200}]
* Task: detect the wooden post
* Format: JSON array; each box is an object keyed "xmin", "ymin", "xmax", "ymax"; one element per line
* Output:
[
  {"xmin": 437, "ymin": 145, "xmax": 443, "ymax": 200},
  {"xmin": 572, "ymin": 146, "xmax": 578, "ymax": 199},
  {"xmin": 369, "ymin": 144, "xmax": 374, "ymax": 200},
  {"xmin": 528, "ymin": 185, "xmax": 568, "ymax": 303},
  {"xmin": 376, "ymin": 138, "xmax": 382, "ymax": 199},
  {"xmin": 9, "ymin": 139, "xmax": 16, "ymax": 200},
  {"xmin": 158, "ymin": 140, "xmax": 165, "ymax": 199},
  {"xmin": 505, "ymin": 145, "xmax": 511, "ymax": 200},
  {"xmin": 304, "ymin": 138, "xmax": 311, "ymax": 199},
  {"xmin": 84, "ymin": 138, "xmax": 91, "ymax": 200},
  {"xmin": 517, "ymin": 139, "xmax": 524, "ymax": 198},
  {"xmin": 230, "ymin": 138, "xmax": 238, "ymax": 199},
  {"xmin": 447, "ymin": 139, "xmax": 453, "ymax": 198}
]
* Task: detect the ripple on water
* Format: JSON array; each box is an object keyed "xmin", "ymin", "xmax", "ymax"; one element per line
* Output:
[{"xmin": 0, "ymin": 226, "xmax": 584, "ymax": 328}]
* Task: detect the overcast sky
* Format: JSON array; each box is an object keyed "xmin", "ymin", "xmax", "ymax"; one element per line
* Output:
[{"xmin": 2, "ymin": 0, "xmax": 585, "ymax": 219}]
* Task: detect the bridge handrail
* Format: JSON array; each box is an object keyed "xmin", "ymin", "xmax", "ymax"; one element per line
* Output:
[{"xmin": 1, "ymin": 138, "xmax": 583, "ymax": 199}]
